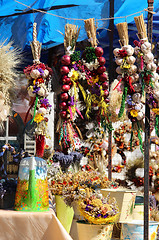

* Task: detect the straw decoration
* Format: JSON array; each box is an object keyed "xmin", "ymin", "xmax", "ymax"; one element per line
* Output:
[
  {"xmin": 64, "ymin": 23, "xmax": 80, "ymax": 54},
  {"xmin": 84, "ymin": 18, "xmax": 98, "ymax": 47},
  {"xmin": 30, "ymin": 22, "xmax": 42, "ymax": 63},
  {"xmin": 116, "ymin": 22, "xmax": 129, "ymax": 46},
  {"xmin": 134, "ymin": 14, "xmax": 148, "ymax": 41}
]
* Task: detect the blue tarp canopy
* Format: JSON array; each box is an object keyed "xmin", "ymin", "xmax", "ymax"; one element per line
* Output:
[{"xmin": 0, "ymin": 0, "xmax": 159, "ymax": 61}]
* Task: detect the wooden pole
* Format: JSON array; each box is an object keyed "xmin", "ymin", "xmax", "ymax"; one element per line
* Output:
[
  {"xmin": 144, "ymin": 1, "xmax": 154, "ymax": 239},
  {"xmin": 108, "ymin": 0, "xmax": 114, "ymax": 181}
]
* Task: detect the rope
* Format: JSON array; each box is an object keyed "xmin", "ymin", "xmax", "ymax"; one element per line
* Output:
[{"xmin": 14, "ymin": 0, "xmax": 156, "ymax": 22}]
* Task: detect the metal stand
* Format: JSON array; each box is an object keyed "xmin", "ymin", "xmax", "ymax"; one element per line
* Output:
[
  {"xmin": 108, "ymin": 0, "xmax": 114, "ymax": 181},
  {"xmin": 144, "ymin": 1, "xmax": 154, "ymax": 239}
]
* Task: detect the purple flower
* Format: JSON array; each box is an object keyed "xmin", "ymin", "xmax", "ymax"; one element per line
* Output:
[
  {"xmin": 103, "ymin": 214, "xmax": 108, "ymax": 218},
  {"xmin": 126, "ymin": 95, "xmax": 135, "ymax": 106},
  {"xmin": 68, "ymin": 96, "xmax": 74, "ymax": 106},
  {"xmin": 40, "ymin": 98, "xmax": 52, "ymax": 107},
  {"xmin": 85, "ymin": 206, "xmax": 91, "ymax": 212},
  {"xmin": 72, "ymin": 63, "xmax": 78, "ymax": 71},
  {"xmin": 33, "ymin": 85, "xmax": 40, "ymax": 93},
  {"xmin": 38, "ymin": 68, "xmax": 44, "ymax": 75}
]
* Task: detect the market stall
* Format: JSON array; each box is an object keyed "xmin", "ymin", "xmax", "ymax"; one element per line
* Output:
[{"xmin": 0, "ymin": 0, "xmax": 159, "ymax": 240}]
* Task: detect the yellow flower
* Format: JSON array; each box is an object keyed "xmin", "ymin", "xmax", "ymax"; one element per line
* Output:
[
  {"xmin": 150, "ymin": 232, "xmax": 156, "ymax": 240},
  {"xmin": 152, "ymin": 108, "xmax": 159, "ymax": 115},
  {"xmin": 70, "ymin": 70, "xmax": 79, "ymax": 81},
  {"xmin": 27, "ymin": 85, "xmax": 33, "ymax": 91},
  {"xmin": 130, "ymin": 109, "xmax": 138, "ymax": 118},
  {"xmin": 34, "ymin": 113, "xmax": 44, "ymax": 123}
]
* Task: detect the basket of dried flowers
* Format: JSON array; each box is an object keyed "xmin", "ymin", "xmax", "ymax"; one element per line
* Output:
[
  {"xmin": 77, "ymin": 191, "xmax": 119, "ymax": 240},
  {"xmin": 48, "ymin": 171, "xmax": 75, "ymax": 233}
]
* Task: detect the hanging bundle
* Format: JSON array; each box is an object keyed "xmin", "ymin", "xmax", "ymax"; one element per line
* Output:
[
  {"xmin": 80, "ymin": 18, "xmax": 110, "ymax": 130},
  {"xmin": 57, "ymin": 23, "xmax": 84, "ymax": 151},
  {"xmin": 24, "ymin": 22, "xmax": 53, "ymax": 157},
  {"xmin": 134, "ymin": 14, "xmax": 159, "ymax": 136},
  {"xmin": 113, "ymin": 22, "xmax": 139, "ymax": 119},
  {"xmin": 111, "ymin": 21, "xmax": 145, "ymax": 153}
]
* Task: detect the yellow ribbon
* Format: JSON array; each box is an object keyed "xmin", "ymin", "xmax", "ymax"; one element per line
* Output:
[
  {"xmin": 120, "ymin": 56, "xmax": 130, "ymax": 69},
  {"xmin": 78, "ymin": 82, "xmax": 87, "ymax": 101}
]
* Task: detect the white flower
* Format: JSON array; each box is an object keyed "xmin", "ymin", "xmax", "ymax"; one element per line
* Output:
[
  {"xmin": 38, "ymin": 107, "xmax": 47, "ymax": 115},
  {"xmin": 78, "ymin": 71, "xmax": 86, "ymax": 80},
  {"xmin": 83, "ymin": 59, "xmax": 99, "ymax": 71},
  {"xmin": 68, "ymin": 68, "xmax": 74, "ymax": 78}
]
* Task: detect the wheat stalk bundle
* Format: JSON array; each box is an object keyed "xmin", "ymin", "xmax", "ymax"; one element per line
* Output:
[
  {"xmin": 84, "ymin": 18, "xmax": 98, "ymax": 48},
  {"xmin": 64, "ymin": 23, "xmax": 80, "ymax": 53},
  {"xmin": 116, "ymin": 22, "xmax": 129, "ymax": 46},
  {"xmin": 134, "ymin": 14, "xmax": 148, "ymax": 41}
]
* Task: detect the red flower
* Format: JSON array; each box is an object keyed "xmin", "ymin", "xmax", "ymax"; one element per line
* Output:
[
  {"xmin": 37, "ymin": 78, "xmax": 44, "ymax": 84},
  {"xmin": 118, "ymin": 50, "xmax": 127, "ymax": 58}
]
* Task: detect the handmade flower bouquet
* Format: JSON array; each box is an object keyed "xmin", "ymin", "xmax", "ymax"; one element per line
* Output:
[
  {"xmin": 24, "ymin": 23, "xmax": 53, "ymax": 157},
  {"xmin": 79, "ymin": 191, "xmax": 119, "ymax": 225}
]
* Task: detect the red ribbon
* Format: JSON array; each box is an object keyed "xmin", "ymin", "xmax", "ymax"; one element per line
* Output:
[
  {"xmin": 113, "ymin": 78, "xmax": 123, "ymax": 91},
  {"xmin": 24, "ymin": 97, "xmax": 36, "ymax": 123}
]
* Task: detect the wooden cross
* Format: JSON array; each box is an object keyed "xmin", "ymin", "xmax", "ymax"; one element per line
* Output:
[{"xmin": 0, "ymin": 117, "xmax": 17, "ymax": 144}]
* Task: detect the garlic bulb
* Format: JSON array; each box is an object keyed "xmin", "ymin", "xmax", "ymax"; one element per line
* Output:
[
  {"xmin": 134, "ymin": 46, "xmax": 140, "ymax": 55},
  {"xmin": 38, "ymin": 107, "xmax": 47, "ymax": 115},
  {"xmin": 113, "ymin": 48, "xmax": 120, "ymax": 57},
  {"xmin": 132, "ymin": 83, "xmax": 142, "ymax": 92},
  {"xmin": 128, "ymin": 65, "xmax": 137, "ymax": 74},
  {"xmin": 30, "ymin": 69, "xmax": 41, "ymax": 79},
  {"xmin": 144, "ymin": 52, "xmax": 154, "ymax": 64},
  {"xmin": 153, "ymin": 91, "xmax": 159, "ymax": 100},
  {"xmin": 147, "ymin": 62, "xmax": 157, "ymax": 72},
  {"xmin": 126, "ymin": 56, "xmax": 136, "ymax": 64},
  {"xmin": 132, "ymin": 93, "xmax": 141, "ymax": 103},
  {"xmin": 116, "ymin": 66, "xmax": 123, "ymax": 74},
  {"xmin": 115, "ymin": 57, "xmax": 123, "ymax": 65},
  {"xmin": 122, "ymin": 45, "xmax": 134, "ymax": 56},
  {"xmin": 141, "ymin": 42, "xmax": 151, "ymax": 53}
]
